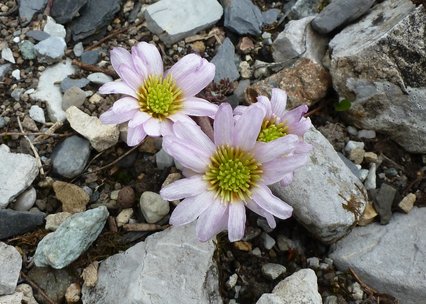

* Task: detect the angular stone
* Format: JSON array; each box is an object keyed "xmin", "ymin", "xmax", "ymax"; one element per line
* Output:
[
  {"xmin": 19, "ymin": 40, "xmax": 36, "ymax": 60},
  {"xmin": 271, "ymin": 127, "xmax": 368, "ymax": 243},
  {"xmin": 0, "ymin": 148, "xmax": 38, "ymax": 208},
  {"xmin": 211, "ymin": 38, "xmax": 240, "ymax": 82},
  {"xmin": 34, "ymin": 36, "xmax": 66, "ymax": 64},
  {"xmin": 62, "ymin": 87, "xmax": 87, "ymax": 110},
  {"xmin": 0, "ymin": 243, "xmax": 22, "ymax": 295},
  {"xmin": 398, "ymin": 193, "xmax": 416, "ymax": 213},
  {"xmin": 18, "ymin": 0, "xmax": 48, "ymax": 25},
  {"xmin": 66, "ymin": 106, "xmax": 119, "ymax": 152},
  {"xmin": 80, "ymin": 50, "xmax": 100, "ymax": 65},
  {"xmin": 28, "ymin": 267, "xmax": 73, "ymax": 303},
  {"xmin": 145, "ymin": 0, "xmax": 223, "ymax": 46},
  {"xmin": 60, "ymin": 77, "xmax": 90, "ymax": 93},
  {"xmin": 87, "ymin": 72, "xmax": 112, "ymax": 84},
  {"xmin": 223, "ymin": 0, "xmax": 263, "ymax": 36},
  {"xmin": 0, "ymin": 209, "xmax": 45, "ymax": 240},
  {"xmin": 51, "ymin": 0, "xmax": 88, "ymax": 24},
  {"xmin": 12, "ymin": 187, "xmax": 37, "ymax": 212},
  {"xmin": 34, "ymin": 206, "xmax": 108, "ymax": 269},
  {"xmin": 43, "ymin": 16, "xmax": 66, "ymax": 38},
  {"xmin": 261, "ymin": 263, "xmax": 286, "ymax": 280},
  {"xmin": 330, "ymin": 208, "xmax": 426, "ymax": 304},
  {"xmin": 1, "ymin": 47, "xmax": 15, "ymax": 64},
  {"xmin": 139, "ymin": 191, "xmax": 170, "ymax": 223},
  {"xmin": 26, "ymin": 30, "xmax": 50, "ymax": 41},
  {"xmin": 262, "ymin": 8, "xmax": 280, "ymax": 25},
  {"xmin": 53, "ymin": 181, "xmax": 90, "ymax": 213},
  {"xmin": 82, "ymin": 223, "xmax": 221, "ymax": 304},
  {"xmin": 374, "ymin": 183, "xmax": 397, "ymax": 225},
  {"xmin": 45, "ymin": 212, "xmax": 72, "ymax": 231},
  {"xmin": 287, "ymin": 0, "xmax": 323, "ymax": 20},
  {"xmin": 0, "ymin": 64, "xmax": 12, "ymax": 81}
]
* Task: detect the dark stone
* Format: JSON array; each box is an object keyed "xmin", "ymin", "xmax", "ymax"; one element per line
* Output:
[
  {"xmin": 128, "ymin": 1, "xmax": 142, "ymax": 23},
  {"xmin": 26, "ymin": 30, "xmax": 50, "ymax": 41},
  {"xmin": 80, "ymin": 50, "xmax": 101, "ymax": 65},
  {"xmin": 51, "ymin": 0, "xmax": 88, "ymax": 24},
  {"xmin": 374, "ymin": 183, "xmax": 397, "ymax": 225},
  {"xmin": 262, "ymin": 8, "xmax": 281, "ymax": 25},
  {"xmin": 18, "ymin": 0, "xmax": 48, "ymax": 25},
  {"xmin": 51, "ymin": 135, "xmax": 91, "ymax": 179},
  {"xmin": 211, "ymin": 38, "xmax": 240, "ymax": 82},
  {"xmin": 60, "ymin": 77, "xmax": 90, "ymax": 93},
  {"xmin": 28, "ymin": 267, "xmax": 74, "ymax": 303},
  {"xmin": 0, "ymin": 64, "xmax": 12, "ymax": 81},
  {"xmin": 0, "ymin": 209, "xmax": 45, "ymax": 240},
  {"xmin": 70, "ymin": 0, "xmax": 121, "ymax": 41},
  {"xmin": 117, "ymin": 186, "xmax": 135, "ymax": 209},
  {"xmin": 338, "ymin": 152, "xmax": 361, "ymax": 180},
  {"xmin": 224, "ymin": 0, "xmax": 263, "ymax": 35}
]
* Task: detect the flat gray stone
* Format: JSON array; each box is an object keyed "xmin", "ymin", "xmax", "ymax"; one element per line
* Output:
[
  {"xmin": 211, "ymin": 38, "xmax": 239, "ymax": 82},
  {"xmin": 271, "ymin": 127, "xmax": 367, "ymax": 243},
  {"xmin": 51, "ymin": 0, "xmax": 88, "ymax": 24},
  {"xmin": 19, "ymin": 40, "xmax": 36, "ymax": 60},
  {"xmin": 224, "ymin": 0, "xmax": 263, "ymax": 35},
  {"xmin": 34, "ymin": 206, "xmax": 108, "ymax": 269},
  {"xmin": 145, "ymin": 0, "xmax": 223, "ymax": 46},
  {"xmin": 374, "ymin": 183, "xmax": 396, "ymax": 224},
  {"xmin": 0, "ymin": 243, "xmax": 22, "ymax": 296},
  {"xmin": 0, "ymin": 64, "xmax": 12, "ymax": 81},
  {"xmin": 27, "ymin": 267, "xmax": 73, "ymax": 303},
  {"xmin": 330, "ymin": 207, "xmax": 426, "ymax": 304},
  {"xmin": 82, "ymin": 223, "xmax": 222, "ymax": 304},
  {"xmin": 0, "ymin": 209, "xmax": 45, "ymax": 240},
  {"xmin": 18, "ymin": 0, "xmax": 48, "ymax": 25},
  {"xmin": 0, "ymin": 148, "xmax": 38, "ymax": 208},
  {"xmin": 29, "ymin": 105, "xmax": 46, "ymax": 124},
  {"xmin": 60, "ymin": 77, "xmax": 90, "ymax": 93},
  {"xmin": 287, "ymin": 0, "xmax": 324, "ymax": 20},
  {"xmin": 34, "ymin": 36, "xmax": 66, "ymax": 63},
  {"xmin": 26, "ymin": 30, "xmax": 50, "ymax": 41}
]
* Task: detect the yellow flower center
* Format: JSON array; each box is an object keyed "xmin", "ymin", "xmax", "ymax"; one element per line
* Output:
[
  {"xmin": 137, "ymin": 74, "xmax": 183, "ymax": 120},
  {"xmin": 204, "ymin": 145, "xmax": 262, "ymax": 203},
  {"xmin": 257, "ymin": 118, "xmax": 288, "ymax": 142}
]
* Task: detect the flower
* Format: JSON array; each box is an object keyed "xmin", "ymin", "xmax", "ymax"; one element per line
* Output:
[
  {"xmin": 235, "ymin": 88, "xmax": 312, "ymax": 187},
  {"xmin": 160, "ymin": 103, "xmax": 309, "ymax": 242},
  {"xmin": 99, "ymin": 42, "xmax": 218, "ymax": 146}
]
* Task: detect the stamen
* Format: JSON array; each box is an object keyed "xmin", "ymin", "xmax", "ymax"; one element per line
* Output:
[{"xmin": 257, "ymin": 117, "xmax": 288, "ymax": 142}]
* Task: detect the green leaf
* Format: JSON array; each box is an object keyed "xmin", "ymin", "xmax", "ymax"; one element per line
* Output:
[{"xmin": 334, "ymin": 99, "xmax": 352, "ymax": 112}]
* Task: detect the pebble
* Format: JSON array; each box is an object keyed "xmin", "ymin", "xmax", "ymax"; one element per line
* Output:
[
  {"xmin": 45, "ymin": 212, "xmax": 72, "ymax": 231},
  {"xmin": 65, "ymin": 283, "xmax": 81, "ymax": 303},
  {"xmin": 15, "ymin": 284, "xmax": 38, "ymax": 304},
  {"xmin": 0, "ymin": 117, "xmax": 6, "ymax": 128},
  {"xmin": 11, "ymin": 69, "xmax": 20, "ymax": 80},
  {"xmin": 324, "ymin": 295, "xmax": 338, "ymax": 304},
  {"xmin": 11, "ymin": 88, "xmax": 24, "ymax": 101},
  {"xmin": 34, "ymin": 36, "xmax": 66, "ymax": 63},
  {"xmin": 0, "ymin": 209, "xmax": 45, "ymax": 239},
  {"xmin": 1, "ymin": 47, "xmax": 15, "ymax": 64},
  {"xmin": 29, "ymin": 105, "xmax": 46, "ymax": 124},
  {"xmin": 0, "ymin": 64, "xmax": 12, "ymax": 81},
  {"xmin": 117, "ymin": 186, "xmax": 135, "ymax": 208},
  {"xmin": 53, "ymin": 181, "xmax": 90, "ymax": 213},
  {"xmin": 224, "ymin": 0, "xmax": 263, "ymax": 35},
  {"xmin": 19, "ymin": 40, "xmax": 36, "ymax": 60},
  {"xmin": 364, "ymin": 152, "xmax": 378, "ymax": 163},
  {"xmin": 261, "ymin": 233, "xmax": 276, "ymax": 250},
  {"xmin": 139, "ymin": 191, "xmax": 170, "ymax": 223},
  {"xmin": 251, "ymin": 247, "xmax": 262, "ymax": 256},
  {"xmin": 364, "ymin": 163, "xmax": 377, "ymax": 190},
  {"xmin": 358, "ymin": 202, "xmax": 378, "ymax": 226},
  {"xmin": 34, "ymin": 206, "xmax": 109, "ymax": 269},
  {"xmin": 398, "ymin": 193, "xmax": 416, "ymax": 213},
  {"xmin": 358, "ymin": 129, "xmax": 376, "ymax": 139},
  {"xmin": 238, "ymin": 37, "xmax": 255, "ymax": 54},
  {"xmin": 73, "ymin": 42, "xmax": 84, "ymax": 57},
  {"xmin": 116, "ymin": 208, "xmax": 134, "ymax": 227},
  {"xmin": 359, "ymin": 169, "xmax": 369, "ymax": 181},
  {"xmin": 226, "ymin": 273, "xmax": 238, "ymax": 289},
  {"xmin": 12, "ymin": 187, "xmax": 36, "ymax": 211},
  {"xmin": 22, "ymin": 116, "xmax": 38, "ymax": 131},
  {"xmin": 87, "ymin": 72, "xmax": 113, "ymax": 84},
  {"xmin": 349, "ymin": 282, "xmax": 364, "ymax": 300},
  {"xmin": 80, "ymin": 50, "xmax": 101, "ymax": 65},
  {"xmin": 60, "ymin": 77, "xmax": 90, "ymax": 93},
  {"xmin": 27, "ymin": 267, "xmax": 73, "ymax": 303},
  {"xmin": 384, "ymin": 167, "xmax": 398, "ymax": 178},
  {"xmin": 26, "ymin": 30, "xmax": 50, "ymax": 41},
  {"xmin": 110, "ymin": 190, "xmax": 120, "ymax": 201},
  {"xmin": 62, "ymin": 87, "xmax": 87, "ymax": 110},
  {"xmin": 257, "ymin": 218, "xmax": 273, "ymax": 233},
  {"xmin": 0, "ymin": 242, "xmax": 22, "ymax": 295},
  {"xmin": 262, "ymin": 8, "xmax": 280, "ymax": 25},
  {"xmin": 155, "ymin": 148, "xmax": 174, "ymax": 170},
  {"xmin": 239, "ymin": 61, "xmax": 252, "ymax": 79},
  {"xmin": 261, "ymin": 263, "xmax": 286, "ymax": 280},
  {"xmin": 51, "ymin": 135, "xmax": 91, "ymax": 179},
  {"xmin": 307, "ymin": 257, "xmax": 320, "ymax": 269},
  {"xmin": 43, "ymin": 16, "xmax": 66, "ymax": 38},
  {"xmin": 211, "ymin": 38, "xmax": 239, "ymax": 82}
]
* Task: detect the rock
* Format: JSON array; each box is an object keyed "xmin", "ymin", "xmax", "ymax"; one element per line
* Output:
[
  {"xmin": 11, "ymin": 69, "xmax": 20, "ymax": 80},
  {"xmin": 11, "ymin": 88, "xmax": 24, "ymax": 102},
  {"xmin": 73, "ymin": 42, "xmax": 84, "ymax": 57},
  {"xmin": 246, "ymin": 58, "xmax": 331, "ymax": 108},
  {"xmin": 374, "ymin": 183, "xmax": 396, "ymax": 225},
  {"xmin": 257, "ymin": 269, "xmax": 321, "ymax": 304},
  {"xmin": 66, "ymin": 106, "xmax": 119, "ymax": 152},
  {"xmin": 261, "ymin": 263, "xmax": 286, "ymax": 280},
  {"xmin": 51, "ymin": 0, "xmax": 88, "ymax": 24},
  {"xmin": 53, "ymin": 181, "xmax": 90, "ymax": 213},
  {"xmin": 364, "ymin": 151, "xmax": 378, "ymax": 163},
  {"xmin": 65, "ymin": 283, "xmax": 81, "ymax": 303},
  {"xmin": 43, "ymin": 16, "xmax": 66, "ymax": 38},
  {"xmin": 34, "ymin": 36, "xmax": 66, "ymax": 63},
  {"xmin": 70, "ymin": 0, "xmax": 121, "ymax": 41},
  {"xmin": 224, "ymin": 0, "xmax": 263, "ymax": 36},
  {"xmin": 117, "ymin": 186, "xmax": 135, "ymax": 208},
  {"xmin": 338, "ymin": 152, "xmax": 362, "ymax": 180},
  {"xmin": 0, "ymin": 64, "xmax": 12, "ymax": 81},
  {"xmin": 307, "ymin": 257, "xmax": 320, "ymax": 269},
  {"xmin": 345, "ymin": 140, "xmax": 365, "ymax": 164},
  {"xmin": 18, "ymin": 0, "xmax": 48, "ymax": 25},
  {"xmin": 364, "ymin": 163, "xmax": 377, "ymax": 190},
  {"xmin": 155, "ymin": 148, "xmax": 174, "ymax": 170},
  {"xmin": 0, "ymin": 292, "xmax": 23, "ymax": 303},
  {"xmin": 82, "ymin": 223, "xmax": 221, "ymax": 304},
  {"xmin": 329, "ymin": 1, "xmax": 426, "ymax": 153},
  {"xmin": 0, "ymin": 148, "xmax": 38, "ymax": 208},
  {"xmin": 1, "ymin": 47, "xmax": 15, "ymax": 63},
  {"xmin": 0, "ymin": 209, "xmax": 45, "ymax": 240},
  {"xmin": 15, "ymin": 284, "xmax": 38, "ymax": 304},
  {"xmin": 60, "ymin": 77, "xmax": 90, "ymax": 93},
  {"xmin": 262, "ymin": 9, "xmax": 280, "ymax": 25},
  {"xmin": 226, "ymin": 273, "xmax": 238, "ymax": 289},
  {"xmin": 272, "ymin": 16, "xmax": 328, "ymax": 64},
  {"xmin": 358, "ymin": 201, "xmax": 378, "ymax": 226},
  {"xmin": 139, "ymin": 191, "xmax": 170, "ymax": 223},
  {"xmin": 261, "ymin": 233, "xmax": 276, "ymax": 250},
  {"xmin": 311, "ymin": 0, "xmax": 375, "ymax": 34},
  {"xmin": 29, "ymin": 105, "xmax": 46, "ymax": 124},
  {"xmin": 45, "ymin": 212, "xmax": 72, "ymax": 231},
  {"xmin": 34, "ymin": 206, "xmax": 108, "ymax": 269},
  {"xmin": 357, "ymin": 129, "xmax": 376, "ymax": 139},
  {"xmin": 19, "ymin": 40, "xmax": 36, "ymax": 60},
  {"xmin": 31, "ymin": 59, "xmax": 75, "ymax": 122},
  {"xmin": 28, "ymin": 267, "xmax": 73, "ymax": 303},
  {"xmin": 116, "ymin": 208, "xmax": 133, "ymax": 227},
  {"xmin": 271, "ymin": 127, "xmax": 368, "ymax": 243},
  {"xmin": 26, "ymin": 30, "xmax": 50, "ymax": 41},
  {"xmin": 87, "ymin": 72, "xmax": 113, "ymax": 84},
  {"xmin": 0, "ymin": 243, "xmax": 22, "ymax": 295},
  {"xmin": 144, "ymin": 0, "xmax": 223, "ymax": 46},
  {"xmin": 349, "ymin": 282, "xmax": 363, "ymax": 301},
  {"xmin": 287, "ymin": 0, "xmax": 323, "ymax": 20},
  {"xmin": 51, "ymin": 135, "xmax": 91, "ymax": 179},
  {"xmin": 22, "ymin": 116, "xmax": 39, "ymax": 132},
  {"xmin": 211, "ymin": 38, "xmax": 239, "ymax": 82},
  {"xmin": 398, "ymin": 193, "xmax": 416, "ymax": 213},
  {"xmin": 12, "ymin": 187, "xmax": 36, "ymax": 211},
  {"xmin": 62, "ymin": 87, "xmax": 86, "ymax": 110},
  {"xmin": 80, "ymin": 50, "xmax": 100, "ymax": 65},
  {"xmin": 239, "ymin": 61, "xmax": 252, "ymax": 79},
  {"xmin": 330, "ymin": 207, "xmax": 426, "ymax": 304}
]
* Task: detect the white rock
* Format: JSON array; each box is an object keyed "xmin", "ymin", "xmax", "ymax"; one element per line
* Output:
[
  {"xmin": 87, "ymin": 72, "xmax": 113, "ymax": 85},
  {"xmin": 12, "ymin": 187, "xmax": 36, "ymax": 211},
  {"xmin": 226, "ymin": 273, "xmax": 238, "ymax": 289},
  {"xmin": 43, "ymin": 16, "xmax": 66, "ymax": 38},
  {"xmin": 398, "ymin": 193, "xmax": 416, "ymax": 213},
  {"xmin": 15, "ymin": 284, "xmax": 38, "ymax": 304},
  {"xmin": 139, "ymin": 191, "xmax": 170, "ymax": 223},
  {"xmin": 261, "ymin": 233, "xmax": 276, "ymax": 250},
  {"xmin": 82, "ymin": 223, "xmax": 222, "ymax": 304},
  {"xmin": 31, "ymin": 59, "xmax": 75, "ymax": 122},
  {"xmin": 155, "ymin": 148, "xmax": 174, "ymax": 169},
  {"xmin": 34, "ymin": 36, "xmax": 66, "ymax": 63},
  {"xmin": 364, "ymin": 163, "xmax": 377, "ymax": 190},
  {"xmin": 349, "ymin": 282, "xmax": 363, "ymax": 301},
  {"xmin": 66, "ymin": 106, "xmax": 119, "ymax": 152},
  {"xmin": 45, "ymin": 212, "xmax": 72, "ymax": 231},
  {"xmin": 73, "ymin": 42, "xmax": 84, "ymax": 57},
  {"xmin": 0, "ymin": 292, "xmax": 23, "ymax": 303},
  {"xmin": 344, "ymin": 140, "xmax": 365, "ymax": 152},
  {"xmin": 29, "ymin": 105, "xmax": 46, "ymax": 124},
  {"xmin": 11, "ymin": 69, "xmax": 20, "ymax": 80},
  {"xmin": 0, "ymin": 242, "xmax": 22, "ymax": 295},
  {"xmin": 1, "ymin": 47, "xmax": 15, "ymax": 63},
  {"xmin": 357, "ymin": 129, "xmax": 376, "ymax": 139},
  {"xmin": 144, "ymin": 0, "xmax": 223, "ymax": 45},
  {"xmin": 116, "ymin": 208, "xmax": 134, "ymax": 227},
  {"xmin": 13, "ymin": 37, "xmax": 20, "ymax": 43},
  {"xmin": 261, "ymin": 263, "xmax": 286, "ymax": 280},
  {"xmin": 307, "ymin": 257, "xmax": 320, "ymax": 269}
]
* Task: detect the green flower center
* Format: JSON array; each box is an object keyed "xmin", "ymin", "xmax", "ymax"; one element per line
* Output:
[
  {"xmin": 204, "ymin": 145, "xmax": 262, "ymax": 203},
  {"xmin": 257, "ymin": 118, "xmax": 288, "ymax": 142},
  {"xmin": 137, "ymin": 74, "xmax": 183, "ymax": 120}
]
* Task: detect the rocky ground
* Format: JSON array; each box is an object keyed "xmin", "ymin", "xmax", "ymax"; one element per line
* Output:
[{"xmin": 0, "ymin": 0, "xmax": 425, "ymax": 303}]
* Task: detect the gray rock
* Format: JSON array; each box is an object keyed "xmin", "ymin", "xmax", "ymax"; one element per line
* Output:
[
  {"xmin": 0, "ymin": 243, "xmax": 22, "ymax": 295},
  {"xmin": 19, "ymin": 40, "xmax": 36, "ymax": 60},
  {"xmin": 0, "ymin": 209, "xmax": 45, "ymax": 240},
  {"xmin": 73, "ymin": 42, "xmax": 84, "ymax": 57},
  {"xmin": 29, "ymin": 105, "xmax": 46, "ymax": 124},
  {"xmin": 34, "ymin": 206, "xmax": 108, "ymax": 269},
  {"xmin": 311, "ymin": 0, "xmax": 375, "ymax": 34},
  {"xmin": 26, "ymin": 30, "xmax": 50, "ymax": 41},
  {"xmin": 330, "ymin": 207, "xmax": 426, "ymax": 304},
  {"xmin": 27, "ymin": 267, "xmax": 73, "ymax": 303},
  {"xmin": 12, "ymin": 187, "xmax": 37, "ymax": 212},
  {"xmin": 0, "ymin": 64, "xmax": 12, "ymax": 81},
  {"xmin": 139, "ymin": 191, "xmax": 170, "ymax": 223},
  {"xmin": 51, "ymin": 0, "xmax": 88, "ymax": 24},
  {"xmin": 34, "ymin": 36, "xmax": 66, "ymax": 63},
  {"xmin": 329, "ymin": 1, "xmax": 426, "ymax": 153},
  {"xmin": 337, "ymin": 152, "xmax": 362, "ymax": 180},
  {"xmin": 211, "ymin": 38, "xmax": 239, "ymax": 82},
  {"xmin": 70, "ymin": 0, "xmax": 121, "ymax": 41},
  {"xmin": 0, "ymin": 117, "xmax": 6, "ymax": 129},
  {"xmin": 257, "ymin": 269, "xmax": 321, "ymax": 304},
  {"xmin": 364, "ymin": 163, "xmax": 377, "ymax": 190},
  {"xmin": 262, "ymin": 9, "xmax": 280, "ymax": 25},
  {"xmin": 1, "ymin": 47, "xmax": 15, "ymax": 64},
  {"xmin": 0, "ymin": 292, "xmax": 23, "ymax": 303},
  {"xmin": 62, "ymin": 87, "xmax": 87, "ymax": 110},
  {"xmin": 0, "ymin": 148, "xmax": 38, "ymax": 208},
  {"xmin": 155, "ymin": 148, "xmax": 174, "ymax": 170},
  {"xmin": 271, "ymin": 127, "xmax": 367, "ymax": 244},
  {"xmin": 51, "ymin": 135, "xmax": 91, "ymax": 178},
  {"xmin": 80, "ymin": 50, "xmax": 100, "ymax": 65},
  {"xmin": 287, "ymin": 0, "xmax": 323, "ymax": 20},
  {"xmin": 82, "ymin": 223, "xmax": 222, "ymax": 304},
  {"xmin": 145, "ymin": 0, "xmax": 223, "ymax": 46},
  {"xmin": 224, "ymin": 0, "xmax": 263, "ymax": 36},
  {"xmin": 18, "ymin": 0, "xmax": 48, "ymax": 25},
  {"xmin": 261, "ymin": 263, "xmax": 286, "ymax": 280},
  {"xmin": 87, "ymin": 72, "xmax": 113, "ymax": 84},
  {"xmin": 374, "ymin": 183, "xmax": 396, "ymax": 225},
  {"xmin": 43, "ymin": 16, "xmax": 66, "ymax": 38},
  {"xmin": 60, "ymin": 77, "xmax": 90, "ymax": 92},
  {"xmin": 11, "ymin": 88, "xmax": 24, "ymax": 101}
]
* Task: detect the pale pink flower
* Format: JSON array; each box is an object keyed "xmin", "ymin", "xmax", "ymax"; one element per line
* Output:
[
  {"xmin": 99, "ymin": 42, "xmax": 218, "ymax": 146},
  {"xmin": 160, "ymin": 103, "xmax": 309, "ymax": 242}
]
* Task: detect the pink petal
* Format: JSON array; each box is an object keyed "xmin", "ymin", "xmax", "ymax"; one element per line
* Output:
[
  {"xmin": 262, "ymin": 154, "xmax": 309, "ymax": 185},
  {"xmin": 282, "ymin": 105, "xmax": 308, "ymax": 125},
  {"xmin": 118, "ymin": 65, "xmax": 143, "ymax": 91},
  {"xmin": 288, "ymin": 117, "xmax": 312, "ymax": 136},
  {"xmin": 214, "ymin": 103, "xmax": 234, "ymax": 146},
  {"xmin": 253, "ymin": 134, "xmax": 299, "ymax": 163},
  {"xmin": 167, "ymin": 54, "xmax": 215, "ymax": 97},
  {"xmin": 270, "ymin": 88, "xmax": 287, "ymax": 117},
  {"xmin": 234, "ymin": 105, "xmax": 248, "ymax": 116},
  {"xmin": 196, "ymin": 200, "xmax": 228, "ymax": 242},
  {"xmin": 182, "ymin": 97, "xmax": 218, "ymax": 117},
  {"xmin": 111, "ymin": 97, "xmax": 139, "ymax": 112},
  {"xmin": 169, "ymin": 191, "xmax": 213, "ymax": 226},
  {"xmin": 99, "ymin": 81, "xmax": 137, "ymax": 98},
  {"xmin": 100, "ymin": 108, "xmax": 138, "ymax": 124},
  {"xmin": 160, "ymin": 175, "xmax": 207, "ymax": 200},
  {"xmin": 246, "ymin": 199, "xmax": 276, "ymax": 229},
  {"xmin": 233, "ymin": 104, "xmax": 265, "ymax": 150},
  {"xmin": 173, "ymin": 121, "xmax": 215, "ymax": 155},
  {"xmin": 128, "ymin": 111, "xmax": 151, "ymax": 128},
  {"xmin": 160, "ymin": 119, "xmax": 173, "ymax": 136},
  {"xmin": 132, "ymin": 42, "xmax": 163, "ymax": 76},
  {"xmin": 228, "ymin": 202, "xmax": 246, "ymax": 242},
  {"xmin": 294, "ymin": 141, "xmax": 313, "ymax": 154},
  {"xmin": 127, "ymin": 124, "xmax": 147, "ymax": 146},
  {"xmin": 256, "ymin": 96, "xmax": 272, "ymax": 117},
  {"xmin": 110, "ymin": 47, "xmax": 134, "ymax": 78},
  {"xmin": 131, "ymin": 50, "xmax": 148, "ymax": 80},
  {"xmin": 279, "ymin": 173, "xmax": 294, "ymax": 187},
  {"xmin": 251, "ymin": 185, "xmax": 293, "ymax": 220},
  {"xmin": 142, "ymin": 118, "xmax": 161, "ymax": 136},
  {"xmin": 169, "ymin": 113, "xmax": 197, "ymax": 125}
]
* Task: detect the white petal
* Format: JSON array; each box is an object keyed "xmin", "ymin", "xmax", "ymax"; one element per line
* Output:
[
  {"xmin": 270, "ymin": 88, "xmax": 287, "ymax": 117},
  {"xmin": 196, "ymin": 200, "xmax": 228, "ymax": 242},
  {"xmin": 251, "ymin": 185, "xmax": 293, "ymax": 220},
  {"xmin": 233, "ymin": 104, "xmax": 265, "ymax": 150},
  {"xmin": 228, "ymin": 202, "xmax": 246, "ymax": 242},
  {"xmin": 161, "ymin": 175, "xmax": 207, "ymax": 201},
  {"xmin": 169, "ymin": 191, "xmax": 213, "ymax": 226},
  {"xmin": 214, "ymin": 103, "xmax": 234, "ymax": 146},
  {"xmin": 143, "ymin": 118, "xmax": 161, "ymax": 136}
]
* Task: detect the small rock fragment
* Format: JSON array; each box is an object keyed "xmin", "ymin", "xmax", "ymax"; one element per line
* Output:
[
  {"xmin": 1, "ymin": 47, "xmax": 15, "ymax": 64},
  {"xmin": 87, "ymin": 72, "xmax": 113, "ymax": 84},
  {"xmin": 374, "ymin": 183, "xmax": 397, "ymax": 225},
  {"xmin": 116, "ymin": 208, "xmax": 134, "ymax": 227},
  {"xmin": 261, "ymin": 263, "xmax": 286, "ymax": 280},
  {"xmin": 19, "ymin": 40, "xmax": 36, "ymax": 60},
  {"xmin": 29, "ymin": 105, "xmax": 46, "ymax": 124},
  {"xmin": 139, "ymin": 191, "xmax": 170, "ymax": 223},
  {"xmin": 211, "ymin": 38, "xmax": 239, "ymax": 82},
  {"xmin": 45, "ymin": 212, "xmax": 72, "ymax": 231},
  {"xmin": 12, "ymin": 187, "xmax": 36, "ymax": 211},
  {"xmin": 261, "ymin": 233, "xmax": 275, "ymax": 250},
  {"xmin": 226, "ymin": 274, "xmax": 238, "ymax": 289},
  {"xmin": 62, "ymin": 87, "xmax": 87, "ymax": 110},
  {"xmin": 0, "ymin": 242, "xmax": 22, "ymax": 295},
  {"xmin": 364, "ymin": 163, "xmax": 377, "ymax": 190},
  {"xmin": 53, "ymin": 181, "xmax": 90, "ymax": 213},
  {"xmin": 43, "ymin": 16, "xmax": 66, "ymax": 38},
  {"xmin": 398, "ymin": 193, "xmax": 416, "ymax": 214},
  {"xmin": 65, "ymin": 283, "xmax": 81, "ymax": 303},
  {"xmin": 34, "ymin": 36, "xmax": 66, "ymax": 63},
  {"xmin": 224, "ymin": 0, "xmax": 263, "ymax": 36},
  {"xmin": 81, "ymin": 261, "xmax": 99, "ymax": 288},
  {"xmin": 358, "ymin": 202, "xmax": 378, "ymax": 226},
  {"xmin": 117, "ymin": 186, "xmax": 135, "ymax": 208}
]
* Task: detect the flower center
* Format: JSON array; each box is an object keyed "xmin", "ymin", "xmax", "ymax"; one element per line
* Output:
[
  {"xmin": 257, "ymin": 118, "xmax": 288, "ymax": 142},
  {"xmin": 204, "ymin": 145, "xmax": 262, "ymax": 203},
  {"xmin": 137, "ymin": 74, "xmax": 183, "ymax": 120}
]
